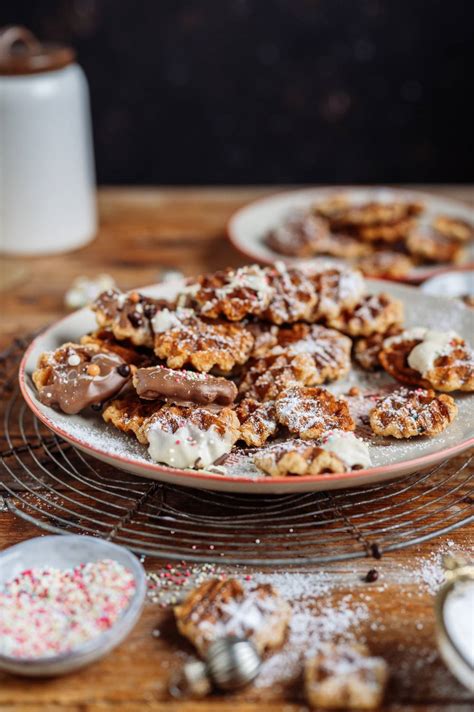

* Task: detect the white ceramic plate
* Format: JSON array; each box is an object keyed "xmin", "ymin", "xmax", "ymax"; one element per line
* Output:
[
  {"xmin": 422, "ymin": 269, "xmax": 474, "ymax": 301},
  {"xmin": 20, "ymin": 280, "xmax": 474, "ymax": 494},
  {"xmin": 227, "ymin": 186, "xmax": 474, "ymax": 283}
]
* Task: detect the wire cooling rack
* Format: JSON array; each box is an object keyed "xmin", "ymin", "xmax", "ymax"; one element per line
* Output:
[{"xmin": 1, "ymin": 336, "xmax": 473, "ymax": 565}]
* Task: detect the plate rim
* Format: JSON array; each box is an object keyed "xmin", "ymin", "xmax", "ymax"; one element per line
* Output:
[
  {"xmin": 226, "ymin": 185, "xmax": 474, "ymax": 283},
  {"xmin": 18, "ymin": 282, "xmax": 474, "ymax": 491}
]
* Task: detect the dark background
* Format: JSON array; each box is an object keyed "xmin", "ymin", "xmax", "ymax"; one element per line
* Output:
[{"xmin": 4, "ymin": 0, "xmax": 474, "ymax": 185}]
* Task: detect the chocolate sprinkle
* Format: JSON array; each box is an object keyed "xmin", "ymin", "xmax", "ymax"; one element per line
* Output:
[
  {"xmin": 117, "ymin": 363, "xmax": 131, "ymax": 377},
  {"xmin": 364, "ymin": 568, "xmax": 379, "ymax": 583},
  {"xmin": 370, "ymin": 543, "xmax": 382, "ymax": 560}
]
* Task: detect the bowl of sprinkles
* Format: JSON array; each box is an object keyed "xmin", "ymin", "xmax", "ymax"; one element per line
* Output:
[{"xmin": 0, "ymin": 535, "xmax": 146, "ymax": 676}]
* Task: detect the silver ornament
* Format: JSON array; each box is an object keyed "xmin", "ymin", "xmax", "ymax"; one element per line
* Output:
[{"xmin": 170, "ymin": 636, "xmax": 261, "ymax": 698}]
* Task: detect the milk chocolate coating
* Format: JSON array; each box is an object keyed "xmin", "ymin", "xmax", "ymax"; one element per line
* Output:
[
  {"xmin": 37, "ymin": 351, "xmax": 130, "ymax": 414},
  {"xmin": 133, "ymin": 366, "xmax": 237, "ymax": 406}
]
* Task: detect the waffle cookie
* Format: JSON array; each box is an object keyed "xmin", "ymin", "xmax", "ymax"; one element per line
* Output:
[
  {"xmin": 304, "ymin": 643, "xmax": 389, "ymax": 710},
  {"xmin": 92, "ymin": 288, "xmax": 171, "ymax": 348},
  {"xmin": 265, "ymin": 210, "xmax": 330, "ymax": 257},
  {"xmin": 379, "ymin": 328, "xmax": 474, "ymax": 392},
  {"xmin": 327, "ymin": 293, "xmax": 404, "ymax": 337},
  {"xmin": 143, "ymin": 404, "xmax": 240, "ymax": 468},
  {"xmin": 369, "ymin": 387, "xmax": 457, "ymax": 439},
  {"xmin": 239, "ymin": 353, "xmax": 322, "ymax": 402},
  {"xmin": 153, "ymin": 308, "xmax": 254, "ymax": 373},
  {"xmin": 133, "ymin": 366, "xmax": 237, "ymax": 405},
  {"xmin": 309, "ymin": 267, "xmax": 365, "ymax": 321},
  {"xmin": 102, "ymin": 392, "xmax": 161, "ymax": 443},
  {"xmin": 262, "ymin": 263, "xmax": 317, "ymax": 324},
  {"xmin": 33, "ymin": 342, "xmax": 131, "ymax": 415},
  {"xmin": 433, "ymin": 215, "xmax": 473, "ymax": 242},
  {"xmin": 174, "ymin": 578, "xmax": 291, "ymax": 657},
  {"xmin": 254, "ymin": 430, "xmax": 370, "ymax": 476},
  {"xmin": 180, "ymin": 264, "xmax": 274, "ymax": 321},
  {"xmin": 357, "ymin": 250, "xmax": 414, "ymax": 279},
  {"xmin": 104, "ymin": 395, "xmax": 240, "ymax": 468},
  {"xmin": 235, "ymin": 398, "xmax": 278, "ymax": 447},
  {"xmin": 407, "ymin": 225, "xmax": 465, "ymax": 264},
  {"xmin": 275, "ymin": 386, "xmax": 355, "ymax": 440}
]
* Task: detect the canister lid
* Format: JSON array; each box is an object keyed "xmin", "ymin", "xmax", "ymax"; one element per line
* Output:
[{"xmin": 0, "ymin": 26, "xmax": 75, "ymax": 75}]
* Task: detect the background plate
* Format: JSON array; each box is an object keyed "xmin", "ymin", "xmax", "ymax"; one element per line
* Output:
[
  {"xmin": 227, "ymin": 186, "xmax": 474, "ymax": 283},
  {"xmin": 19, "ymin": 280, "xmax": 474, "ymax": 494}
]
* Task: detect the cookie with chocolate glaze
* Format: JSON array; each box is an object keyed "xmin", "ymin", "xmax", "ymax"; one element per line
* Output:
[
  {"xmin": 33, "ymin": 342, "xmax": 131, "ymax": 414},
  {"xmin": 133, "ymin": 366, "xmax": 237, "ymax": 406}
]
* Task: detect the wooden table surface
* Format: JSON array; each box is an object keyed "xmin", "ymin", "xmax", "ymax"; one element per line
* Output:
[{"xmin": 0, "ymin": 186, "xmax": 473, "ymax": 711}]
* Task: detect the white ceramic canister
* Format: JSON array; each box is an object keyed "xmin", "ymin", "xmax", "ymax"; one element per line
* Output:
[{"xmin": 0, "ymin": 26, "xmax": 97, "ymax": 254}]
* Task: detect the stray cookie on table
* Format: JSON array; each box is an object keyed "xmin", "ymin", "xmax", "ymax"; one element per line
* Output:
[
  {"xmin": 305, "ymin": 643, "xmax": 389, "ymax": 710},
  {"xmin": 174, "ymin": 578, "xmax": 291, "ymax": 657}
]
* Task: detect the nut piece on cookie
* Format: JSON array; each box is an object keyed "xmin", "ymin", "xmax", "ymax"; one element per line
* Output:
[
  {"xmin": 275, "ymin": 386, "xmax": 355, "ymax": 440},
  {"xmin": 265, "ymin": 210, "xmax": 329, "ymax": 257},
  {"xmin": 142, "ymin": 404, "xmax": 240, "ymax": 469},
  {"xmin": 92, "ymin": 289, "xmax": 171, "ymax": 348},
  {"xmin": 254, "ymin": 431, "xmax": 371, "ymax": 477},
  {"xmin": 304, "ymin": 643, "xmax": 389, "ymax": 710},
  {"xmin": 133, "ymin": 366, "xmax": 237, "ymax": 406},
  {"xmin": 33, "ymin": 343, "xmax": 131, "ymax": 415},
  {"xmin": 379, "ymin": 328, "xmax": 474, "ymax": 392},
  {"xmin": 357, "ymin": 250, "xmax": 414, "ymax": 279},
  {"xmin": 174, "ymin": 578, "xmax": 291, "ymax": 657},
  {"xmin": 180, "ymin": 264, "xmax": 274, "ymax": 321},
  {"xmin": 327, "ymin": 293, "xmax": 404, "ymax": 337},
  {"xmin": 235, "ymin": 398, "xmax": 278, "ymax": 447},
  {"xmin": 153, "ymin": 308, "xmax": 254, "ymax": 373},
  {"xmin": 369, "ymin": 387, "xmax": 457, "ymax": 438}
]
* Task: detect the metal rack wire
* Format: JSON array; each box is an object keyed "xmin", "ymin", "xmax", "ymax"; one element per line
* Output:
[{"xmin": 1, "ymin": 336, "xmax": 473, "ymax": 565}]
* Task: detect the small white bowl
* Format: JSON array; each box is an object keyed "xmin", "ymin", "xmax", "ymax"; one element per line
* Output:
[
  {"xmin": 0, "ymin": 535, "xmax": 146, "ymax": 677},
  {"xmin": 421, "ymin": 269, "xmax": 474, "ymax": 301}
]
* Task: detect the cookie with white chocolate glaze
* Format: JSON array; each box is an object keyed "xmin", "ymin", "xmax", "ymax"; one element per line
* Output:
[
  {"xmin": 33, "ymin": 343, "xmax": 131, "ymax": 415},
  {"xmin": 369, "ymin": 387, "xmax": 457, "ymax": 439},
  {"xmin": 174, "ymin": 578, "xmax": 290, "ymax": 657},
  {"xmin": 379, "ymin": 328, "xmax": 474, "ymax": 392},
  {"xmin": 141, "ymin": 404, "xmax": 240, "ymax": 469}
]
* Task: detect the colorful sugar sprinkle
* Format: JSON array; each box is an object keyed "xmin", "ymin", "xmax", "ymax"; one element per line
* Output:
[
  {"xmin": 147, "ymin": 561, "xmax": 224, "ymax": 607},
  {"xmin": 0, "ymin": 559, "xmax": 136, "ymax": 659}
]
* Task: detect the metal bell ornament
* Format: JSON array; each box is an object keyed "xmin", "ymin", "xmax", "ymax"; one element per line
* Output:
[{"xmin": 170, "ymin": 636, "xmax": 262, "ymax": 698}]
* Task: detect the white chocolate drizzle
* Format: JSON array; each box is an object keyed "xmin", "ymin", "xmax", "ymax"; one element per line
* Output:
[
  {"xmin": 320, "ymin": 431, "xmax": 372, "ymax": 469},
  {"xmin": 147, "ymin": 422, "xmax": 234, "ymax": 469}
]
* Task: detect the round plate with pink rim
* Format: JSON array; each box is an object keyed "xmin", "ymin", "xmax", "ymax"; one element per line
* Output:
[
  {"xmin": 19, "ymin": 279, "xmax": 474, "ymax": 495},
  {"xmin": 227, "ymin": 186, "xmax": 474, "ymax": 283}
]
